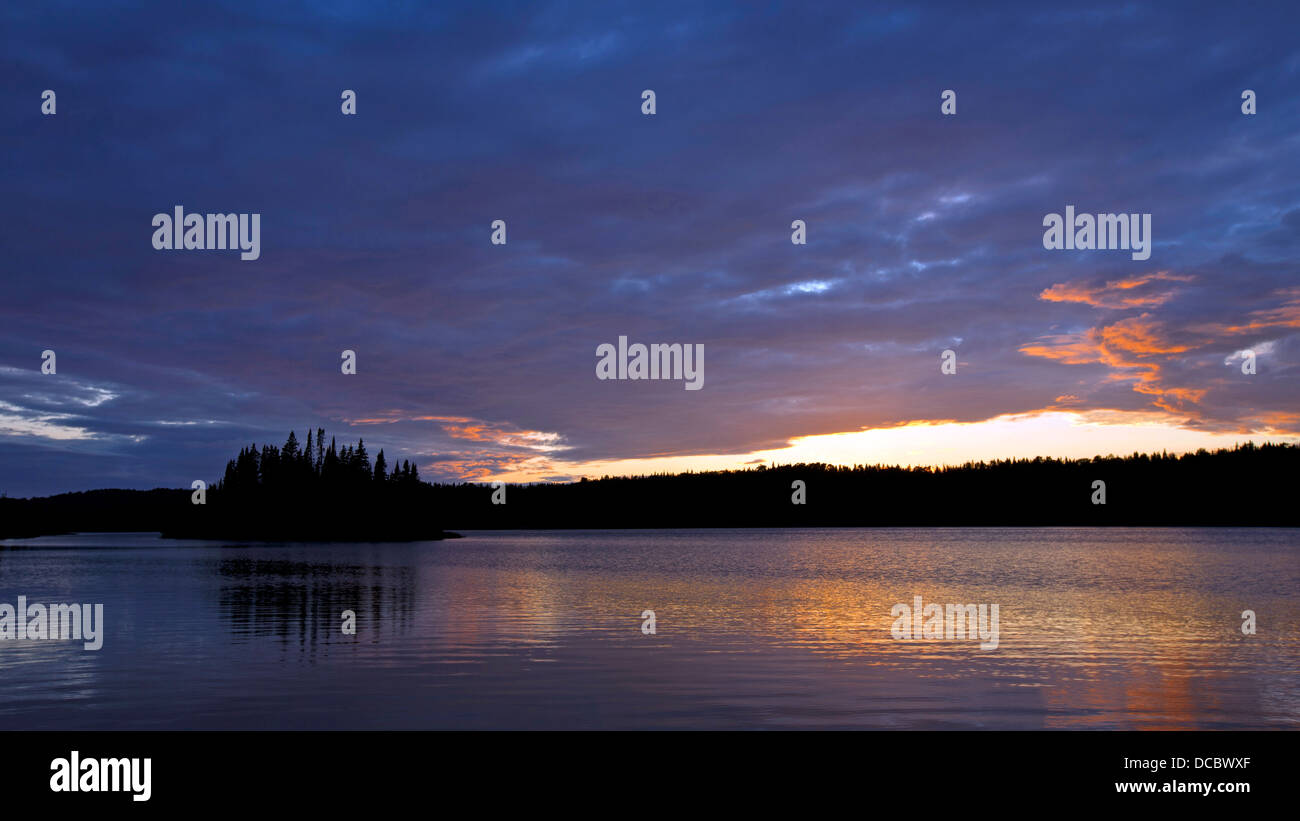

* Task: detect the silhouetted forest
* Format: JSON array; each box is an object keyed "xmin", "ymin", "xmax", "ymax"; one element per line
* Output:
[
  {"xmin": 1, "ymin": 440, "xmax": 1297, "ymax": 540},
  {"xmin": 170, "ymin": 428, "xmax": 450, "ymax": 540},
  {"xmin": 430, "ymin": 441, "xmax": 1299, "ymax": 528},
  {"xmin": 0, "ymin": 429, "xmax": 450, "ymax": 541}
]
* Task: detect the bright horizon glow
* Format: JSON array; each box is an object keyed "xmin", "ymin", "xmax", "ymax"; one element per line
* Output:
[{"xmin": 482, "ymin": 412, "xmax": 1300, "ymax": 482}]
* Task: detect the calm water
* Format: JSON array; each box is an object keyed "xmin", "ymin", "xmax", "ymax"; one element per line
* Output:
[{"xmin": 0, "ymin": 528, "xmax": 1296, "ymax": 730}]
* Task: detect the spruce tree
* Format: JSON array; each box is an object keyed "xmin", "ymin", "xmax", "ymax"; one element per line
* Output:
[
  {"xmin": 283, "ymin": 430, "xmax": 300, "ymax": 461},
  {"xmin": 355, "ymin": 439, "xmax": 371, "ymax": 480}
]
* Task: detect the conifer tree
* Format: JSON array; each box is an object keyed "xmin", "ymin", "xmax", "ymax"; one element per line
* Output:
[
  {"xmin": 283, "ymin": 430, "xmax": 300, "ymax": 462},
  {"xmin": 355, "ymin": 439, "xmax": 371, "ymax": 480}
]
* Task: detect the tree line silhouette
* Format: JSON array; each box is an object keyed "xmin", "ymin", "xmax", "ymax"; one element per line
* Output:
[
  {"xmin": 0, "ymin": 429, "xmax": 446, "ymax": 540},
  {"xmin": 429, "ymin": 441, "xmax": 1299, "ymax": 529},
  {"xmin": 1, "ymin": 438, "xmax": 1296, "ymax": 540}
]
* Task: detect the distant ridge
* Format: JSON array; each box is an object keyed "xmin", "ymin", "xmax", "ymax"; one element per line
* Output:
[{"xmin": 1, "ymin": 442, "xmax": 1296, "ymax": 539}]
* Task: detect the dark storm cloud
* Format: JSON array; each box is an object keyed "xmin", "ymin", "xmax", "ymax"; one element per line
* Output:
[{"xmin": 1, "ymin": 0, "xmax": 1298, "ymax": 493}]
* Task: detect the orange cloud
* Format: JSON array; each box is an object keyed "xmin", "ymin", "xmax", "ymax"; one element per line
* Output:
[
  {"xmin": 1240, "ymin": 411, "xmax": 1300, "ymax": 434},
  {"xmin": 1019, "ymin": 333, "xmax": 1101, "ymax": 365},
  {"xmin": 1202, "ymin": 288, "xmax": 1300, "ymax": 335},
  {"xmin": 1039, "ymin": 271, "xmax": 1192, "ymax": 309},
  {"xmin": 1027, "ymin": 283, "xmax": 1300, "ymax": 420},
  {"xmin": 1098, "ymin": 314, "xmax": 1190, "ymax": 356},
  {"xmin": 1021, "ymin": 313, "xmax": 1206, "ymax": 412},
  {"xmin": 427, "ymin": 452, "xmax": 561, "ymax": 481},
  {"xmin": 439, "ymin": 421, "xmax": 568, "ymax": 451},
  {"xmin": 345, "ymin": 411, "xmax": 569, "ymax": 453}
]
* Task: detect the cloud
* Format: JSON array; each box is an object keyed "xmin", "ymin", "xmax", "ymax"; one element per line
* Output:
[
  {"xmin": 1039, "ymin": 272, "xmax": 1193, "ymax": 309},
  {"xmin": 2, "ymin": 0, "xmax": 1299, "ymax": 493},
  {"xmin": 1023, "ymin": 278, "xmax": 1300, "ymax": 430}
]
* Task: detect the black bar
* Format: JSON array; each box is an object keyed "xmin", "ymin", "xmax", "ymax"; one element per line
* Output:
[{"xmin": 6, "ymin": 730, "xmax": 1287, "ymax": 810}]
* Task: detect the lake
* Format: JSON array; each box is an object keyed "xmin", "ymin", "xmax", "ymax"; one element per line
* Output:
[{"xmin": 0, "ymin": 528, "xmax": 1296, "ymax": 729}]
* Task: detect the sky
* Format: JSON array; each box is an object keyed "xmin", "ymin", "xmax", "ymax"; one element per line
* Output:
[{"xmin": 1, "ymin": 0, "xmax": 1299, "ymax": 496}]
